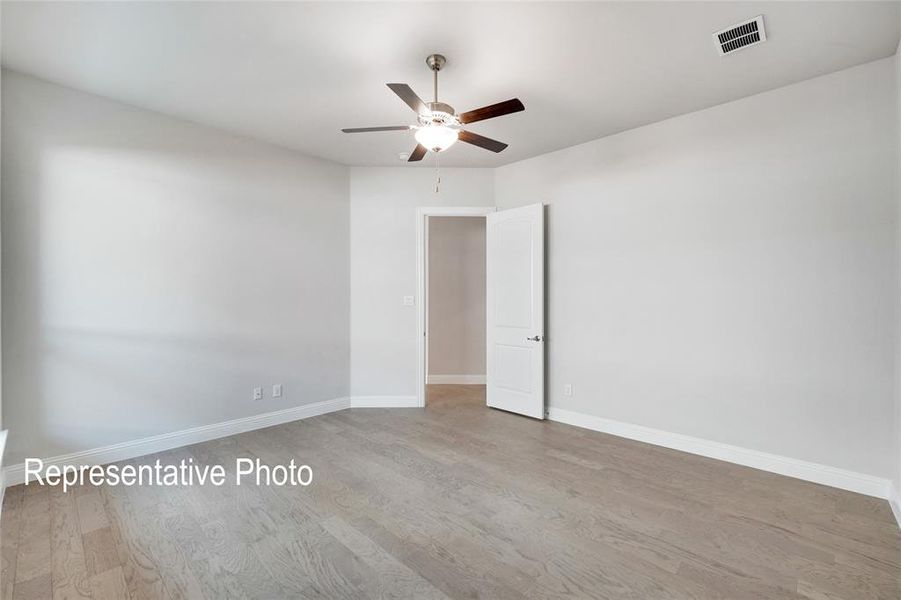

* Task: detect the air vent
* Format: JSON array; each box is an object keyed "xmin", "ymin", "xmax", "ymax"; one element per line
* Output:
[{"xmin": 714, "ymin": 15, "xmax": 766, "ymax": 55}]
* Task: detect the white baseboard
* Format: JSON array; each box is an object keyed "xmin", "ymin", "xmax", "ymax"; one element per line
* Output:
[
  {"xmin": 890, "ymin": 483, "xmax": 901, "ymax": 531},
  {"xmin": 426, "ymin": 374, "xmax": 486, "ymax": 385},
  {"xmin": 2, "ymin": 397, "xmax": 350, "ymax": 488},
  {"xmin": 350, "ymin": 396, "xmax": 420, "ymax": 408},
  {"xmin": 548, "ymin": 407, "xmax": 892, "ymax": 499}
]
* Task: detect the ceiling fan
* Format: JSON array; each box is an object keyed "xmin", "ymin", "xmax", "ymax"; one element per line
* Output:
[{"xmin": 341, "ymin": 54, "xmax": 524, "ymax": 162}]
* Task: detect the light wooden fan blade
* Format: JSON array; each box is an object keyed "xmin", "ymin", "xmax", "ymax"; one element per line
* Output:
[
  {"xmin": 387, "ymin": 83, "xmax": 428, "ymax": 114},
  {"xmin": 341, "ymin": 126, "xmax": 411, "ymax": 133}
]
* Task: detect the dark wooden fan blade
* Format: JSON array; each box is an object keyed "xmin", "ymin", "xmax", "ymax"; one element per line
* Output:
[
  {"xmin": 458, "ymin": 98, "xmax": 524, "ymax": 124},
  {"xmin": 341, "ymin": 125, "xmax": 411, "ymax": 133},
  {"xmin": 408, "ymin": 144, "xmax": 428, "ymax": 162},
  {"xmin": 387, "ymin": 83, "xmax": 428, "ymax": 114},
  {"xmin": 458, "ymin": 130, "xmax": 508, "ymax": 153}
]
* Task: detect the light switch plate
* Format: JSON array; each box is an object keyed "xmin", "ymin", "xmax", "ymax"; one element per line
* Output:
[
  {"xmin": 273, "ymin": 384, "xmax": 283, "ymax": 398},
  {"xmin": 403, "ymin": 296, "xmax": 415, "ymax": 306}
]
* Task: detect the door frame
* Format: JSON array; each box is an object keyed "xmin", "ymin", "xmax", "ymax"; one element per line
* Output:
[{"xmin": 416, "ymin": 206, "xmax": 496, "ymax": 408}]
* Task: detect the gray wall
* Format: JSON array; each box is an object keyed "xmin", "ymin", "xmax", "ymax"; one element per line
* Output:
[
  {"xmin": 895, "ymin": 43, "xmax": 901, "ymax": 500},
  {"xmin": 495, "ymin": 58, "xmax": 897, "ymax": 478},
  {"xmin": 3, "ymin": 54, "xmax": 899, "ymax": 489},
  {"xmin": 1, "ymin": 70, "xmax": 350, "ymax": 465},
  {"xmin": 428, "ymin": 217, "xmax": 486, "ymax": 379},
  {"xmin": 350, "ymin": 168, "xmax": 494, "ymax": 399}
]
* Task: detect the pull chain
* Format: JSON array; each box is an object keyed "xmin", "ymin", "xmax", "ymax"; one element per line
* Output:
[{"xmin": 434, "ymin": 152, "xmax": 441, "ymax": 194}]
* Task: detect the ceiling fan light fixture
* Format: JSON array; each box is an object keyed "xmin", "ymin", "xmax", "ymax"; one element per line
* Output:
[
  {"xmin": 414, "ymin": 125, "xmax": 459, "ymax": 152},
  {"xmin": 342, "ymin": 54, "xmax": 524, "ymax": 161}
]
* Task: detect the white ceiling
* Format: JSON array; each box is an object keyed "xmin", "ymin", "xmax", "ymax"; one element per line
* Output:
[{"xmin": 2, "ymin": 2, "xmax": 899, "ymax": 167}]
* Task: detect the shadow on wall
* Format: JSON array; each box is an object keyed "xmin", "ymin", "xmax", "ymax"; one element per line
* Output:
[
  {"xmin": 22, "ymin": 326, "xmax": 337, "ymax": 465},
  {"xmin": 2, "ymin": 72, "xmax": 350, "ymax": 466}
]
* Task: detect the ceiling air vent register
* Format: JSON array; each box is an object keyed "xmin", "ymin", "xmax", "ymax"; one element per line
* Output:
[{"xmin": 714, "ymin": 16, "xmax": 766, "ymax": 55}]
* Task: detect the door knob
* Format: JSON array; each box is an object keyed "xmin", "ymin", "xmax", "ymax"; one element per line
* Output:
[{"xmin": 526, "ymin": 335, "xmax": 543, "ymax": 342}]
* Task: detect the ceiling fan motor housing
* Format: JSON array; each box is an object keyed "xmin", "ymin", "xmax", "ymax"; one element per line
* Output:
[{"xmin": 420, "ymin": 102, "xmax": 458, "ymax": 126}]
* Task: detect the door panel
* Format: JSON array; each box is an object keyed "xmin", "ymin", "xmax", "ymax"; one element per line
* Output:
[
  {"xmin": 486, "ymin": 203, "xmax": 545, "ymax": 419},
  {"xmin": 495, "ymin": 344, "xmax": 532, "ymax": 393},
  {"xmin": 494, "ymin": 220, "xmax": 533, "ymax": 328}
]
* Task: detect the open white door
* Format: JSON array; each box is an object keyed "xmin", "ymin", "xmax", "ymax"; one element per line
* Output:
[{"xmin": 486, "ymin": 203, "xmax": 545, "ymax": 419}]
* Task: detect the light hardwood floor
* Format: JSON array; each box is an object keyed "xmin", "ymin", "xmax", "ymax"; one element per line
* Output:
[{"xmin": 2, "ymin": 384, "xmax": 900, "ymax": 599}]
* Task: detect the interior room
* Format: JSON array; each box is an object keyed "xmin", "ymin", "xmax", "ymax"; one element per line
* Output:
[{"xmin": 1, "ymin": 1, "xmax": 900, "ymax": 599}]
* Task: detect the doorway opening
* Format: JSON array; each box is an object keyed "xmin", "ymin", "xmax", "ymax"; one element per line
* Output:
[
  {"xmin": 416, "ymin": 203, "xmax": 545, "ymax": 417},
  {"xmin": 427, "ymin": 216, "xmax": 486, "ymax": 407},
  {"xmin": 416, "ymin": 207, "xmax": 495, "ymax": 407}
]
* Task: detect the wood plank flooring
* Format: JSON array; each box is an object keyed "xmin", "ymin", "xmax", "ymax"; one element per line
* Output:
[{"xmin": 2, "ymin": 384, "xmax": 900, "ymax": 599}]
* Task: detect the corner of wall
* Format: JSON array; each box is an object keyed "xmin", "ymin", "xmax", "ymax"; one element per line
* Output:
[
  {"xmin": 895, "ymin": 36, "xmax": 901, "ymax": 520},
  {"xmin": 891, "ymin": 481, "xmax": 901, "ymax": 531}
]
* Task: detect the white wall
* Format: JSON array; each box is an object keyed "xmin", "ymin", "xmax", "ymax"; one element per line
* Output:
[
  {"xmin": 428, "ymin": 217, "xmax": 486, "ymax": 379},
  {"xmin": 1, "ymin": 70, "xmax": 350, "ymax": 466},
  {"xmin": 894, "ymin": 42, "xmax": 901, "ymax": 506},
  {"xmin": 495, "ymin": 58, "xmax": 897, "ymax": 479},
  {"xmin": 350, "ymin": 168, "xmax": 493, "ymax": 399},
  {"xmin": 0, "ymin": 66, "xmax": 4, "ymax": 437}
]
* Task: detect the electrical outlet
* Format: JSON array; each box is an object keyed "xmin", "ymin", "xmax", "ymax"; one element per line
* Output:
[
  {"xmin": 253, "ymin": 387, "xmax": 263, "ymax": 401},
  {"xmin": 273, "ymin": 384, "xmax": 283, "ymax": 398},
  {"xmin": 563, "ymin": 384, "xmax": 573, "ymax": 397},
  {"xmin": 403, "ymin": 296, "xmax": 415, "ymax": 306}
]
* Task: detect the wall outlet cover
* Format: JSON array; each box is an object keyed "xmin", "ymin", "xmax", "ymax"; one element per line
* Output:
[
  {"xmin": 273, "ymin": 384, "xmax": 283, "ymax": 398},
  {"xmin": 253, "ymin": 387, "xmax": 263, "ymax": 401}
]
